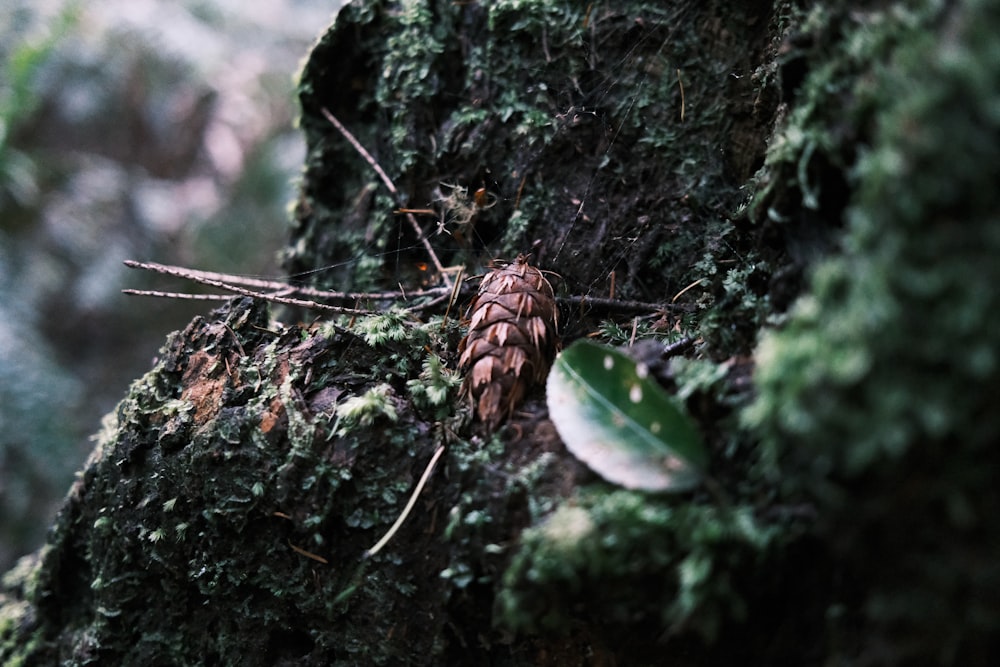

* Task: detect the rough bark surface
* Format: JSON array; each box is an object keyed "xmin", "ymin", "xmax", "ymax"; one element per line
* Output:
[{"xmin": 3, "ymin": 1, "xmax": 1000, "ymax": 665}]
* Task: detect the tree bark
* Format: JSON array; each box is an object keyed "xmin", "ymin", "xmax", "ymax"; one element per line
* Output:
[{"xmin": 3, "ymin": 1, "xmax": 999, "ymax": 665}]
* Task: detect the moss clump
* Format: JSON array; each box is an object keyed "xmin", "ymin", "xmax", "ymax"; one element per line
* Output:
[
  {"xmin": 707, "ymin": 2, "xmax": 950, "ymax": 355},
  {"xmin": 745, "ymin": 0, "xmax": 1000, "ymax": 662},
  {"xmin": 496, "ymin": 491, "xmax": 778, "ymax": 645},
  {"xmin": 0, "ymin": 298, "xmax": 462, "ymax": 665}
]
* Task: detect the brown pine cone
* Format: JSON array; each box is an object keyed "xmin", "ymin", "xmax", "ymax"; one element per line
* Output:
[{"xmin": 458, "ymin": 254, "xmax": 559, "ymax": 430}]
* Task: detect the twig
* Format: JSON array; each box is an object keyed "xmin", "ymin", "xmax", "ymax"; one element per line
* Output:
[
  {"xmin": 288, "ymin": 540, "xmax": 329, "ymax": 564},
  {"xmin": 365, "ymin": 444, "xmax": 446, "ymax": 558},
  {"xmin": 123, "ymin": 260, "xmax": 374, "ymax": 316},
  {"xmin": 559, "ymin": 294, "xmax": 694, "ymax": 313},
  {"xmin": 513, "ymin": 173, "xmax": 527, "ymax": 210},
  {"xmin": 441, "ymin": 265, "xmax": 465, "ymax": 329},
  {"xmin": 671, "ymin": 277, "xmax": 703, "ymax": 303},
  {"xmin": 123, "ymin": 260, "xmax": 294, "ymax": 294},
  {"xmin": 123, "ymin": 260, "xmax": 690, "ymax": 318},
  {"xmin": 663, "ymin": 336, "xmax": 696, "ymax": 357},
  {"xmin": 676, "ymin": 68, "xmax": 686, "ymax": 122},
  {"xmin": 124, "ymin": 259, "xmax": 451, "ymax": 304},
  {"xmin": 122, "ymin": 289, "xmax": 236, "ymax": 301},
  {"xmin": 321, "ymin": 107, "xmax": 451, "ymax": 289}
]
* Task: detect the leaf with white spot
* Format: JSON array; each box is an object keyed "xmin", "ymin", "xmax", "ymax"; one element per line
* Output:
[{"xmin": 546, "ymin": 339, "xmax": 707, "ymax": 492}]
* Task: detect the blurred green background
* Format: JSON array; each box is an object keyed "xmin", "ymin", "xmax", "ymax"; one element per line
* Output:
[{"xmin": 0, "ymin": 0, "xmax": 344, "ymax": 570}]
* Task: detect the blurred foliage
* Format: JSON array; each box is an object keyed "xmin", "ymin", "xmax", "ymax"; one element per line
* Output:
[
  {"xmin": 0, "ymin": 0, "xmax": 333, "ymax": 571},
  {"xmin": 0, "ymin": 308, "xmax": 81, "ymax": 568},
  {"xmin": 0, "ymin": 1, "xmax": 77, "ymax": 206},
  {"xmin": 0, "ymin": 0, "xmax": 82, "ymax": 570}
]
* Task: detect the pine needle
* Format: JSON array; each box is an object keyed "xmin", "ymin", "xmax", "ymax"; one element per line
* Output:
[{"xmin": 365, "ymin": 444, "xmax": 446, "ymax": 558}]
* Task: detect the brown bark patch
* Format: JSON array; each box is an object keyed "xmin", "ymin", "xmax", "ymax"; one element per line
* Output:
[{"xmin": 179, "ymin": 350, "xmax": 227, "ymax": 428}]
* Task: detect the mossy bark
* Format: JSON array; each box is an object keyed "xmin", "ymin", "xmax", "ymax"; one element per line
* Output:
[{"xmin": 3, "ymin": 1, "xmax": 999, "ymax": 665}]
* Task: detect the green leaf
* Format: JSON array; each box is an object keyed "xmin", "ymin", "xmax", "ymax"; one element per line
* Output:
[{"xmin": 546, "ymin": 340, "xmax": 708, "ymax": 492}]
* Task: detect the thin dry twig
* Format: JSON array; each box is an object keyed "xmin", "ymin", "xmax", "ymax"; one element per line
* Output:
[
  {"xmin": 320, "ymin": 107, "xmax": 452, "ymax": 289},
  {"xmin": 676, "ymin": 68, "xmax": 686, "ymax": 122},
  {"xmin": 123, "ymin": 261, "xmax": 296, "ymax": 294},
  {"xmin": 288, "ymin": 540, "xmax": 329, "ymax": 565},
  {"xmin": 124, "ymin": 260, "xmax": 451, "ymax": 304},
  {"xmin": 559, "ymin": 294, "xmax": 693, "ymax": 313},
  {"xmin": 671, "ymin": 277, "xmax": 704, "ymax": 303},
  {"xmin": 122, "ymin": 289, "xmax": 236, "ymax": 301},
  {"xmin": 365, "ymin": 444, "xmax": 446, "ymax": 558},
  {"xmin": 123, "ymin": 260, "xmax": 374, "ymax": 316},
  {"xmin": 441, "ymin": 265, "xmax": 465, "ymax": 328}
]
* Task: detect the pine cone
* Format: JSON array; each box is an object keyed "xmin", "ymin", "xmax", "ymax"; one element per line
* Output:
[{"xmin": 458, "ymin": 254, "xmax": 559, "ymax": 430}]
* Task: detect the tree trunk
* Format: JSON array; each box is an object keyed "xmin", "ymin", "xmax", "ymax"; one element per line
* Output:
[{"xmin": 3, "ymin": 1, "xmax": 999, "ymax": 665}]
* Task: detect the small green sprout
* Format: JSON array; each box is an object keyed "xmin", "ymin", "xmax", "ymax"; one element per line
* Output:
[
  {"xmin": 407, "ymin": 353, "xmax": 461, "ymax": 409},
  {"xmin": 355, "ymin": 309, "xmax": 410, "ymax": 346},
  {"xmin": 334, "ymin": 383, "xmax": 399, "ymax": 435}
]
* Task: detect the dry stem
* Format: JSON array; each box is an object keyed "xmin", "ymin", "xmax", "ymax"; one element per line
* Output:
[{"xmin": 123, "ymin": 260, "xmax": 457, "ymax": 316}]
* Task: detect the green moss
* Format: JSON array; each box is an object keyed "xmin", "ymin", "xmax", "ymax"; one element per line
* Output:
[
  {"xmin": 375, "ymin": 1, "xmax": 448, "ymax": 174},
  {"xmin": 354, "ymin": 308, "xmax": 417, "ymax": 346},
  {"xmin": 496, "ymin": 489, "xmax": 778, "ymax": 642},
  {"xmin": 406, "ymin": 352, "xmax": 461, "ymax": 414},
  {"xmin": 745, "ymin": 0, "xmax": 1000, "ymax": 661},
  {"xmin": 289, "ymin": 0, "xmax": 774, "ymax": 332},
  {"xmin": 334, "ymin": 383, "xmax": 399, "ymax": 435},
  {"xmin": 0, "ymin": 297, "xmax": 465, "ymax": 664},
  {"xmin": 748, "ymin": 0, "xmax": 1000, "ymax": 486},
  {"xmin": 747, "ymin": 3, "xmax": 944, "ymax": 223},
  {"xmin": 689, "ymin": 2, "xmax": 956, "ymax": 359}
]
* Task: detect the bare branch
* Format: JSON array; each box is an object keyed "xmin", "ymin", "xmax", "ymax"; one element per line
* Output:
[
  {"xmin": 123, "ymin": 260, "xmax": 374, "ymax": 316},
  {"xmin": 122, "ymin": 289, "xmax": 235, "ymax": 301},
  {"xmin": 124, "ymin": 260, "xmax": 450, "ymax": 303},
  {"xmin": 123, "ymin": 260, "xmax": 689, "ymax": 319},
  {"xmin": 663, "ymin": 336, "xmax": 696, "ymax": 357}
]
